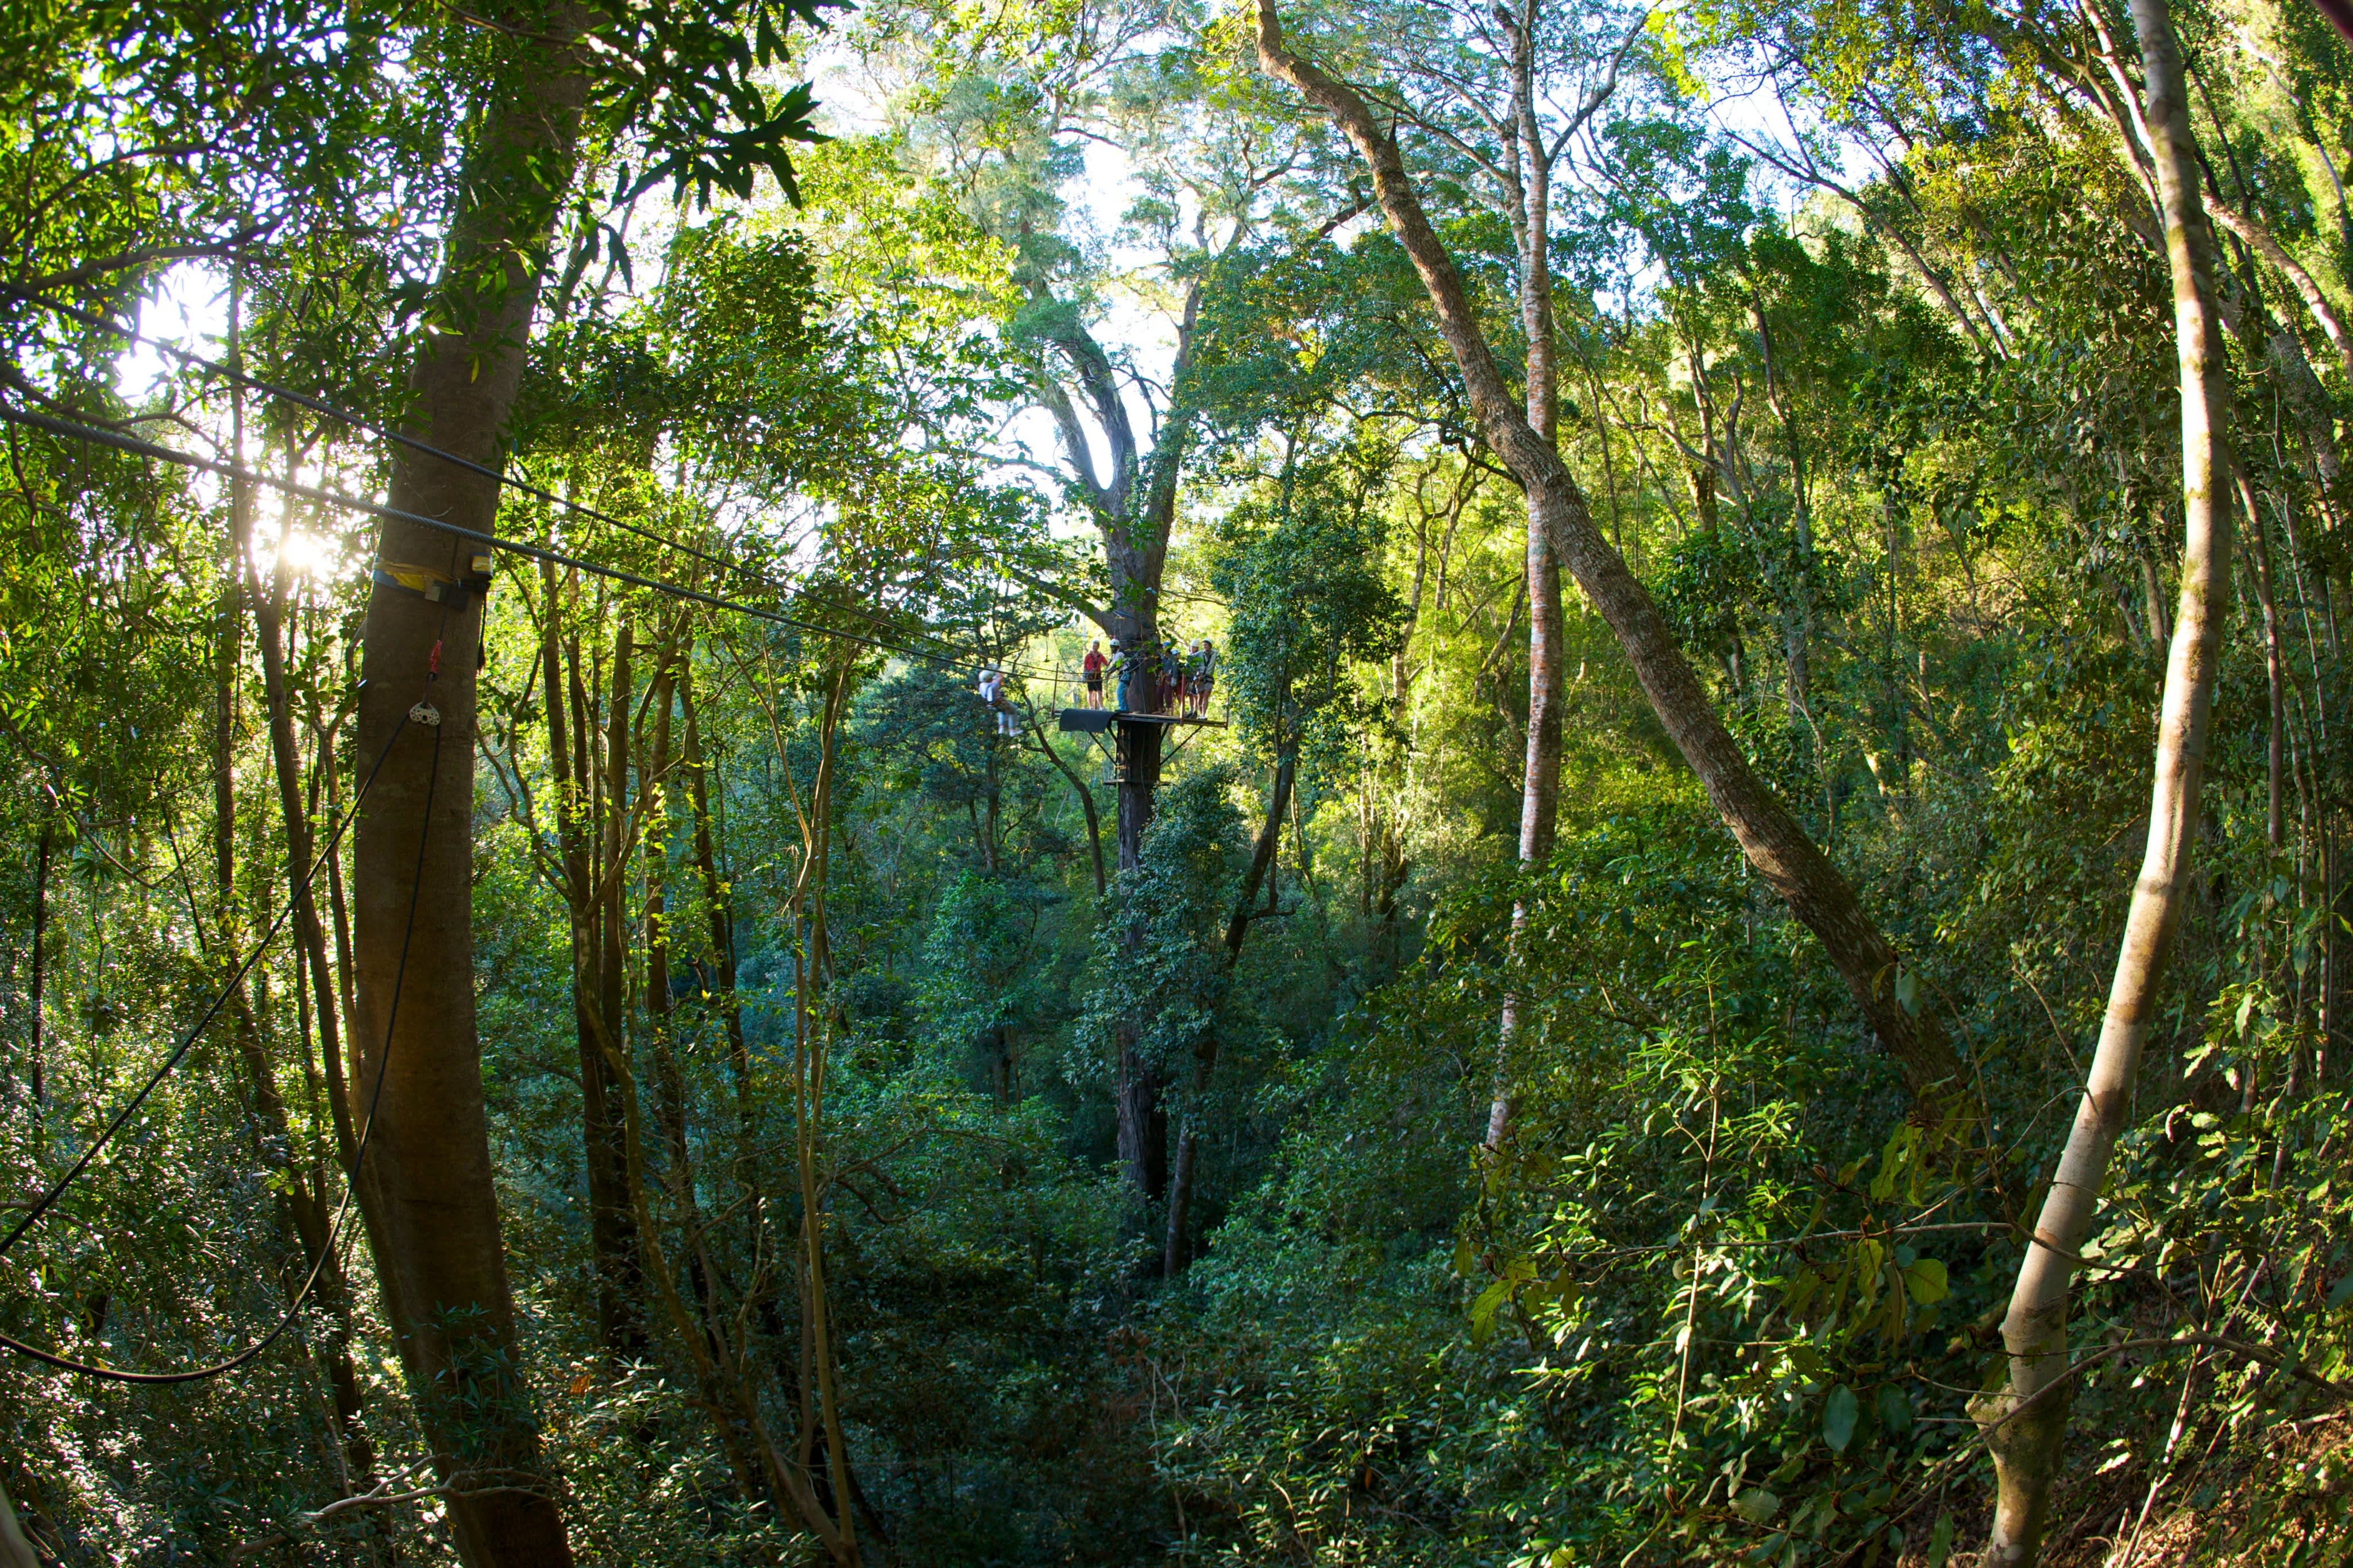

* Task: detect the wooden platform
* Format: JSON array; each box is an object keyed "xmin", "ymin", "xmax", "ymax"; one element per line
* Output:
[{"xmin": 1058, "ymin": 708, "xmax": 1226, "ymax": 733}]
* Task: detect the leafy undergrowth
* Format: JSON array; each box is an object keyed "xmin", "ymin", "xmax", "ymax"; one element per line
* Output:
[{"xmin": 2037, "ymin": 1411, "xmax": 2353, "ymax": 1568}]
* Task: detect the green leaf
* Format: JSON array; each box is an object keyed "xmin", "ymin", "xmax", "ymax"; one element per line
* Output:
[
  {"xmin": 1876, "ymin": 1383, "xmax": 1914, "ymax": 1438},
  {"xmin": 2328, "ymin": 1272, "xmax": 2353, "ymax": 1310},
  {"xmin": 1926, "ymin": 1509, "xmax": 1955, "ymax": 1568},
  {"xmin": 1823, "ymin": 1384, "xmax": 1860, "ymax": 1453},
  {"xmin": 1854, "ymin": 1239, "xmax": 1887, "ymax": 1310},
  {"xmin": 1732, "ymin": 1486, "xmax": 1781, "ymax": 1524},
  {"xmin": 1468, "ymin": 1279, "xmax": 1513, "ymax": 1343},
  {"xmin": 1900, "ymin": 1257, "xmax": 1949, "ymax": 1305}
]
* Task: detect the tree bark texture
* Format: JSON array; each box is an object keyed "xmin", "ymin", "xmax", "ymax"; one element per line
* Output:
[
  {"xmin": 1488, "ymin": 6, "xmax": 1566, "ymax": 1146},
  {"xmin": 1252, "ymin": 2, "xmax": 1961, "ymax": 1099},
  {"xmin": 349, "ymin": 13, "xmax": 592, "ymax": 1562},
  {"xmin": 1968, "ymin": 0, "xmax": 2235, "ymax": 1559}
]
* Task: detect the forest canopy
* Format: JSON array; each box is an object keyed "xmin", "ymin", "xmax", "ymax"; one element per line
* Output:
[{"xmin": 2, "ymin": 0, "xmax": 2352, "ymax": 1563}]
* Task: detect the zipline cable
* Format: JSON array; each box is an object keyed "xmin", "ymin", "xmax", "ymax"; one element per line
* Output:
[
  {"xmin": 0, "ymin": 650, "xmax": 448, "ymax": 1384},
  {"xmin": 0, "ymin": 710, "xmax": 405, "ymax": 1262},
  {"xmin": 0, "ymin": 400, "xmax": 1075, "ymax": 688},
  {"xmin": 14, "ymin": 293, "xmax": 1081, "ymax": 679}
]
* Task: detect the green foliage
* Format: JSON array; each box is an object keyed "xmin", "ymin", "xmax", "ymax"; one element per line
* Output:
[
  {"xmin": 7, "ymin": 0, "xmax": 2353, "ymax": 1560},
  {"xmin": 1210, "ymin": 461, "xmax": 1408, "ymax": 763},
  {"xmin": 1081, "ymin": 767, "xmax": 1250, "ymax": 1092}
]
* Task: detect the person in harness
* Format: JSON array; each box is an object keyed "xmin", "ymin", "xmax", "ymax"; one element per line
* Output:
[
  {"xmin": 977, "ymin": 665, "xmax": 1019, "ymax": 736},
  {"xmin": 1188, "ymin": 638, "xmax": 1217, "ymax": 716},
  {"xmin": 1116, "ymin": 638, "xmax": 1152, "ymax": 715},
  {"xmin": 1159, "ymin": 636, "xmax": 1185, "ymax": 712},
  {"xmin": 1082, "ymin": 639, "xmax": 1108, "ymax": 709}
]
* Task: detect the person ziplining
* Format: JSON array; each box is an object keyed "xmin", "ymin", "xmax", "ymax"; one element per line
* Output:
[{"xmin": 977, "ymin": 663, "xmax": 1020, "ymax": 736}]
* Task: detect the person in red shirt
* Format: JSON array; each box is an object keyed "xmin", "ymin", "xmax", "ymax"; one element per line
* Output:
[{"xmin": 1082, "ymin": 639, "xmax": 1107, "ymax": 709}]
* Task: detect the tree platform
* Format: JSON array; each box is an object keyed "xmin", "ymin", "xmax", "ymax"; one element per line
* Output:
[{"xmin": 1058, "ymin": 708, "xmax": 1226, "ymax": 733}]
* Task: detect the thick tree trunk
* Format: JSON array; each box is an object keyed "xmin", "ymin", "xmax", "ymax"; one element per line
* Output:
[
  {"xmin": 1165, "ymin": 744, "xmax": 1298, "ymax": 1276},
  {"xmin": 1967, "ymin": 0, "xmax": 2234, "ymax": 1559},
  {"xmin": 1114, "ymin": 715, "xmax": 1167, "ymax": 1208},
  {"xmin": 1253, "ymin": 4, "xmax": 1961, "ymax": 1098},
  {"xmin": 1514, "ymin": 0, "xmax": 1567, "ymax": 883},
  {"xmin": 348, "ymin": 8, "xmax": 591, "ymax": 1561},
  {"xmin": 1042, "ymin": 281, "xmax": 1199, "ymax": 1214}
]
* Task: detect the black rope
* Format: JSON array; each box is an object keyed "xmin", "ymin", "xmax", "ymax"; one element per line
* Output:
[
  {"xmin": 0, "ymin": 713, "xmax": 405, "ymax": 1261},
  {"xmin": 0, "ymin": 655, "xmax": 447, "ymax": 1384},
  {"xmin": 6, "ymin": 293, "xmax": 1073, "ymax": 679},
  {"xmin": 0, "ymin": 400, "xmax": 1067, "ymax": 684}
]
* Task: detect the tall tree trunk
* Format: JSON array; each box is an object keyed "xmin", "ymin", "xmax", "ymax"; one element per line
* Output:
[
  {"xmin": 593, "ymin": 618, "xmax": 647, "ymax": 1354},
  {"xmin": 1165, "ymin": 743, "xmax": 1297, "ymax": 1276},
  {"xmin": 214, "ymin": 579, "xmax": 241, "ymax": 907},
  {"xmin": 642, "ymin": 650, "xmax": 686, "ymax": 1176},
  {"xmin": 1967, "ymin": 0, "xmax": 2234, "ymax": 1558},
  {"xmin": 792, "ymin": 666, "xmax": 862, "ymax": 1563},
  {"xmin": 1488, "ymin": 10, "xmax": 1565, "ymax": 1146},
  {"xmin": 261, "ymin": 513, "xmax": 357, "ymax": 1168},
  {"xmin": 678, "ymin": 669, "xmax": 746, "ymax": 1093},
  {"xmin": 545, "ymin": 590, "xmax": 645, "ymax": 1363},
  {"xmin": 215, "ymin": 287, "xmax": 246, "ymax": 912},
  {"xmin": 1253, "ymin": 3, "xmax": 1961, "ymax": 1098},
  {"xmin": 1514, "ymin": 0, "xmax": 1566, "ymax": 879},
  {"xmin": 348, "ymin": 7, "xmax": 592, "ymax": 1560},
  {"xmin": 1038, "ymin": 280, "xmax": 1202, "ymax": 1212},
  {"xmin": 1114, "ymin": 716, "xmax": 1167, "ymax": 1210},
  {"xmin": 2243, "ymin": 473, "xmax": 2286, "ymax": 850},
  {"xmin": 248, "ymin": 435, "xmax": 379, "ymax": 1499}
]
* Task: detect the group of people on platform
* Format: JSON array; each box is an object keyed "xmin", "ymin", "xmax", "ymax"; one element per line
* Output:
[{"xmin": 1081, "ymin": 634, "xmax": 1215, "ymax": 717}]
